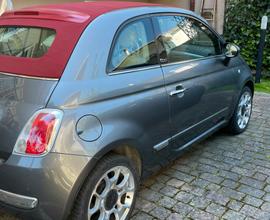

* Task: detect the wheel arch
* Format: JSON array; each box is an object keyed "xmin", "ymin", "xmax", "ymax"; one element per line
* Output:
[
  {"xmin": 244, "ymin": 80, "xmax": 254, "ymax": 96},
  {"xmin": 66, "ymin": 139, "xmax": 143, "ymax": 219},
  {"xmin": 93, "ymin": 139, "xmax": 143, "ymax": 177}
]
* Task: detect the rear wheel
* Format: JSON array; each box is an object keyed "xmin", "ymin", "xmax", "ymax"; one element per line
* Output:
[
  {"xmin": 227, "ymin": 86, "xmax": 253, "ymax": 134},
  {"xmin": 71, "ymin": 154, "xmax": 139, "ymax": 220}
]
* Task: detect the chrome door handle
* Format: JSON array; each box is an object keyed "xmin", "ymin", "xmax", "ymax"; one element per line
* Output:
[{"xmin": 169, "ymin": 88, "xmax": 186, "ymax": 96}]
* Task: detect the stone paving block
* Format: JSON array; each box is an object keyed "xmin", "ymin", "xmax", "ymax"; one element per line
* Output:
[
  {"xmin": 223, "ymin": 210, "xmax": 245, "ymax": 220},
  {"xmin": 261, "ymin": 202, "xmax": 270, "ymax": 212},
  {"xmin": 256, "ymin": 166, "xmax": 270, "ymax": 176},
  {"xmin": 150, "ymin": 182, "xmax": 165, "ymax": 191},
  {"xmin": 218, "ymin": 170, "xmax": 239, "ymax": 181},
  {"xmin": 239, "ymin": 176, "xmax": 265, "ymax": 190},
  {"xmin": 263, "ymin": 193, "xmax": 270, "ymax": 202},
  {"xmin": 243, "ymin": 195, "xmax": 264, "ymax": 208},
  {"xmin": 155, "ymin": 174, "xmax": 170, "ymax": 183},
  {"xmin": 172, "ymin": 202, "xmax": 194, "ymax": 216},
  {"xmin": 206, "ymin": 183, "xmax": 221, "ymax": 191},
  {"xmin": 206, "ymin": 203, "xmax": 226, "ymax": 217},
  {"xmin": 172, "ymin": 164, "xmax": 192, "ymax": 173},
  {"xmin": 191, "ymin": 178, "xmax": 210, "ymax": 188},
  {"xmin": 188, "ymin": 209, "xmax": 218, "ymax": 220},
  {"xmin": 149, "ymin": 206, "xmax": 171, "ymax": 220},
  {"xmin": 206, "ymin": 191, "xmax": 230, "ymax": 206},
  {"xmin": 131, "ymin": 212, "xmax": 154, "ymax": 220},
  {"xmin": 238, "ymin": 184, "xmax": 265, "ymax": 198},
  {"xmin": 167, "ymin": 213, "xmax": 185, "ymax": 220},
  {"xmin": 166, "ymin": 178, "xmax": 185, "ymax": 188},
  {"xmin": 200, "ymin": 173, "xmax": 224, "ymax": 184},
  {"xmin": 189, "ymin": 196, "xmax": 211, "ymax": 210},
  {"xmin": 135, "ymin": 198, "xmax": 156, "ymax": 213},
  {"xmin": 218, "ymin": 186, "xmax": 245, "ymax": 200},
  {"xmin": 175, "ymin": 191, "xmax": 194, "ymax": 203},
  {"xmin": 159, "ymin": 185, "xmax": 179, "ymax": 198},
  {"xmin": 158, "ymin": 196, "xmax": 177, "ymax": 209},
  {"xmin": 139, "ymin": 189, "xmax": 163, "ymax": 202},
  {"xmin": 181, "ymin": 184, "xmax": 206, "ymax": 196},
  {"xmin": 264, "ymin": 184, "xmax": 270, "ymax": 192},
  {"xmin": 221, "ymin": 179, "xmax": 239, "ymax": 189},
  {"xmin": 253, "ymin": 172, "xmax": 268, "ymax": 181},
  {"xmin": 240, "ymin": 204, "xmax": 270, "ymax": 220},
  {"xmin": 166, "ymin": 170, "xmax": 195, "ymax": 183},
  {"xmin": 231, "ymin": 167, "xmax": 255, "ymax": 177},
  {"xmin": 197, "ymin": 164, "xmax": 219, "ymax": 174}
]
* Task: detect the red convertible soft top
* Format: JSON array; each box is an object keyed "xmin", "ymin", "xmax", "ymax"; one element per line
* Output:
[{"xmin": 0, "ymin": 1, "xmax": 158, "ymax": 79}]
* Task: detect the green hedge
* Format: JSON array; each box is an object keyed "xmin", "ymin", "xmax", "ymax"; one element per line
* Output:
[{"xmin": 224, "ymin": 0, "xmax": 270, "ymax": 76}]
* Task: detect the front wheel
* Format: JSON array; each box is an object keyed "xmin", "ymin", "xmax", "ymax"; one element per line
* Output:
[
  {"xmin": 227, "ymin": 86, "xmax": 253, "ymax": 134},
  {"xmin": 71, "ymin": 154, "xmax": 139, "ymax": 220}
]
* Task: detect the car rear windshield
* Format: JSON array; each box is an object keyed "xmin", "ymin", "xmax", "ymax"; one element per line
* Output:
[{"xmin": 0, "ymin": 27, "xmax": 56, "ymax": 58}]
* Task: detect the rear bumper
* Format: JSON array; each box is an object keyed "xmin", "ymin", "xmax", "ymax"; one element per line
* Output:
[
  {"xmin": 0, "ymin": 189, "xmax": 38, "ymax": 209},
  {"xmin": 0, "ymin": 153, "xmax": 94, "ymax": 220}
]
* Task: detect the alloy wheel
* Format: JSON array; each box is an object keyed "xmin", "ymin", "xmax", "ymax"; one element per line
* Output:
[
  {"xmin": 88, "ymin": 166, "xmax": 135, "ymax": 220},
  {"xmin": 237, "ymin": 91, "xmax": 252, "ymax": 129}
]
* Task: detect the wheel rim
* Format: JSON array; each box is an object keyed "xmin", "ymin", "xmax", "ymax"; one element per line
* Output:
[
  {"xmin": 88, "ymin": 166, "xmax": 135, "ymax": 220},
  {"xmin": 237, "ymin": 91, "xmax": 252, "ymax": 129}
]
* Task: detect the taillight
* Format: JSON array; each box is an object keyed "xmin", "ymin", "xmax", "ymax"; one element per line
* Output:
[{"xmin": 13, "ymin": 109, "xmax": 63, "ymax": 156}]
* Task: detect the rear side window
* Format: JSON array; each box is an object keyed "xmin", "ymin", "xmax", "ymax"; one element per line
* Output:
[
  {"xmin": 0, "ymin": 27, "xmax": 56, "ymax": 58},
  {"xmin": 108, "ymin": 18, "xmax": 158, "ymax": 72},
  {"xmin": 155, "ymin": 15, "xmax": 222, "ymax": 63}
]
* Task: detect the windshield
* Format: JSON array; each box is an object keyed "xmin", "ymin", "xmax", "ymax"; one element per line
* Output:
[{"xmin": 0, "ymin": 27, "xmax": 56, "ymax": 58}]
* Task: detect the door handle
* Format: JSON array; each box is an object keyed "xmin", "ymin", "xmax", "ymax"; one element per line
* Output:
[{"xmin": 169, "ymin": 86, "xmax": 186, "ymax": 96}]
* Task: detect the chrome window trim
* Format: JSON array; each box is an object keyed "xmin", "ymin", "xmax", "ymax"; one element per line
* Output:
[
  {"xmin": 0, "ymin": 72, "xmax": 58, "ymax": 81},
  {"xmin": 108, "ymin": 64, "xmax": 161, "ymax": 76},
  {"xmin": 160, "ymin": 54, "xmax": 225, "ymax": 68}
]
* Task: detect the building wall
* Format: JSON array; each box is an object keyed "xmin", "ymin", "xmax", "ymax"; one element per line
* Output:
[
  {"xmin": 10, "ymin": 0, "xmax": 224, "ymax": 34},
  {"xmin": 194, "ymin": 0, "xmax": 225, "ymax": 34},
  {"xmin": 12, "ymin": 0, "xmax": 77, "ymax": 9},
  {"xmin": 12, "ymin": 0, "xmax": 190, "ymax": 10}
]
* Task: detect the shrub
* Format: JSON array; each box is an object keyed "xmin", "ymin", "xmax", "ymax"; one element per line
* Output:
[{"xmin": 224, "ymin": 0, "xmax": 270, "ymax": 74}]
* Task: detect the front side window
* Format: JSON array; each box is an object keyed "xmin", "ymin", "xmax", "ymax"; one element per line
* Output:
[
  {"xmin": 155, "ymin": 15, "xmax": 222, "ymax": 63},
  {"xmin": 108, "ymin": 18, "xmax": 158, "ymax": 72},
  {"xmin": 0, "ymin": 27, "xmax": 56, "ymax": 58}
]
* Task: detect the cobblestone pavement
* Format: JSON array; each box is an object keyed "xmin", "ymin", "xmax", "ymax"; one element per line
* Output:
[{"xmin": 1, "ymin": 92, "xmax": 270, "ymax": 220}]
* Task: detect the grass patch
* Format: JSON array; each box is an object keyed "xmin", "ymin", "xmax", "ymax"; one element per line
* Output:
[{"xmin": 255, "ymin": 79, "xmax": 270, "ymax": 93}]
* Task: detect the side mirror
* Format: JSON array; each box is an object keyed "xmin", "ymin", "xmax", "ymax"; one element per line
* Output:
[
  {"xmin": 224, "ymin": 43, "xmax": 240, "ymax": 66},
  {"xmin": 225, "ymin": 43, "xmax": 240, "ymax": 58}
]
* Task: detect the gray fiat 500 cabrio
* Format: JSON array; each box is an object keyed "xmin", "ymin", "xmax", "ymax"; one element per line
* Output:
[{"xmin": 0, "ymin": 1, "xmax": 254, "ymax": 220}]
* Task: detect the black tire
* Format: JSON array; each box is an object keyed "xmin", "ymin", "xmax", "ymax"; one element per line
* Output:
[
  {"xmin": 227, "ymin": 86, "xmax": 253, "ymax": 134},
  {"xmin": 70, "ymin": 154, "xmax": 139, "ymax": 220}
]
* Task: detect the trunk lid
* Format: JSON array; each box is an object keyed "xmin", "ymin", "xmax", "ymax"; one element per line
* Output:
[{"xmin": 0, "ymin": 73, "xmax": 57, "ymax": 160}]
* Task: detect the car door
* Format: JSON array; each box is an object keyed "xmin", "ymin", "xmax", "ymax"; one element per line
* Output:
[
  {"xmin": 152, "ymin": 14, "xmax": 240, "ymax": 153},
  {"xmin": 105, "ymin": 16, "xmax": 172, "ymax": 168}
]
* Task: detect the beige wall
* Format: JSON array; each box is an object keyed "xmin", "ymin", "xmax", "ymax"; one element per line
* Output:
[
  {"xmin": 11, "ymin": 0, "xmax": 224, "ymax": 34},
  {"xmin": 12, "ymin": 0, "xmax": 78, "ymax": 9},
  {"xmin": 148, "ymin": 0, "xmax": 190, "ymax": 9},
  {"xmin": 12, "ymin": 0, "xmax": 190, "ymax": 9},
  {"xmin": 194, "ymin": 0, "xmax": 225, "ymax": 34}
]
